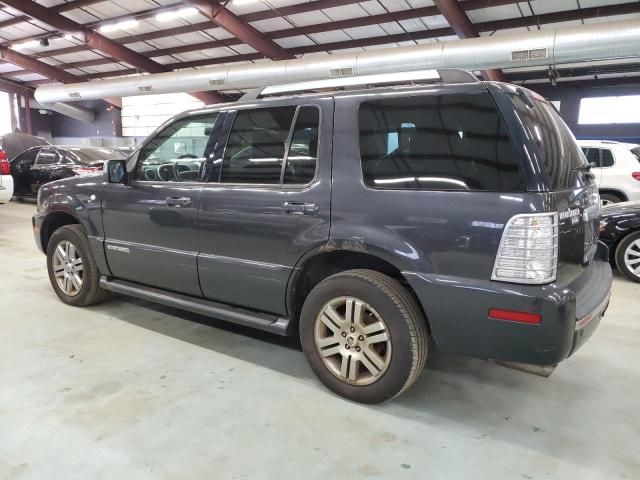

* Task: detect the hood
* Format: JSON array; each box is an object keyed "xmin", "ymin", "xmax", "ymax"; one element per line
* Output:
[
  {"xmin": 0, "ymin": 133, "xmax": 50, "ymax": 160},
  {"xmin": 601, "ymin": 201, "xmax": 640, "ymax": 217}
]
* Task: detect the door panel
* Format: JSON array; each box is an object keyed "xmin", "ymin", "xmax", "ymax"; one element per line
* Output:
[
  {"xmin": 102, "ymin": 111, "xmax": 223, "ymax": 296},
  {"xmin": 197, "ymin": 99, "xmax": 333, "ymax": 315}
]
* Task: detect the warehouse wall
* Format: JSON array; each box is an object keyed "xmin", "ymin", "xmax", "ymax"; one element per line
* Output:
[
  {"xmin": 532, "ymin": 82, "xmax": 640, "ymax": 144},
  {"xmin": 29, "ymin": 99, "xmax": 121, "ymax": 139}
]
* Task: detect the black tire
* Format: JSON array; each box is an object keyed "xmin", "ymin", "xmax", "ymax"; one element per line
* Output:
[
  {"xmin": 300, "ymin": 269, "xmax": 428, "ymax": 404},
  {"xmin": 600, "ymin": 192, "xmax": 623, "ymax": 206},
  {"xmin": 46, "ymin": 224, "xmax": 109, "ymax": 306},
  {"xmin": 615, "ymin": 231, "xmax": 640, "ymax": 283}
]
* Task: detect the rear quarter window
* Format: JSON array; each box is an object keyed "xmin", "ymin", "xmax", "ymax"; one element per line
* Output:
[{"xmin": 358, "ymin": 92, "xmax": 524, "ymax": 192}]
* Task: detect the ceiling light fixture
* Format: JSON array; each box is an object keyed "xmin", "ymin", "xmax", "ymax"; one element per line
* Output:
[
  {"xmin": 99, "ymin": 19, "xmax": 139, "ymax": 33},
  {"xmin": 155, "ymin": 7, "xmax": 199, "ymax": 22}
]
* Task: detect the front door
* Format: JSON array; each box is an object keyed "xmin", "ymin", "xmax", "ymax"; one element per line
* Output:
[
  {"xmin": 102, "ymin": 110, "xmax": 222, "ymax": 296},
  {"xmin": 197, "ymin": 99, "xmax": 333, "ymax": 315}
]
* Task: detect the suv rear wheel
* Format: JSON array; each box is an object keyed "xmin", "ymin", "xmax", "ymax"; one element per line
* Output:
[
  {"xmin": 300, "ymin": 269, "xmax": 428, "ymax": 403},
  {"xmin": 46, "ymin": 225, "xmax": 108, "ymax": 306},
  {"xmin": 615, "ymin": 231, "xmax": 640, "ymax": 283}
]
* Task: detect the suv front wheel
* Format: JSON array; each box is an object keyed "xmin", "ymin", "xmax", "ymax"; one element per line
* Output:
[
  {"xmin": 46, "ymin": 225, "xmax": 108, "ymax": 306},
  {"xmin": 300, "ymin": 269, "xmax": 428, "ymax": 403}
]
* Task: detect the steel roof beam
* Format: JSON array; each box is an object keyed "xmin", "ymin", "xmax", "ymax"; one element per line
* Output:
[
  {"xmin": 183, "ymin": 0, "xmax": 293, "ymax": 61},
  {"xmin": 0, "ymin": 0, "xmax": 226, "ymax": 104},
  {"xmin": 0, "ymin": 0, "xmax": 105, "ymax": 30},
  {"xmin": 1, "ymin": 0, "xmax": 519, "ymax": 59},
  {"xmin": 0, "ymin": 45, "xmax": 121, "ymax": 108},
  {"xmin": 434, "ymin": 0, "xmax": 505, "ymax": 81},
  {"xmin": 11, "ymin": 0, "xmax": 639, "ymax": 82}
]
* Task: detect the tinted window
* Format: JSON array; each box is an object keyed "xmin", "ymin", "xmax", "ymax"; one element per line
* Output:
[
  {"xmin": 221, "ymin": 107, "xmax": 296, "ymax": 184},
  {"xmin": 135, "ymin": 113, "xmax": 217, "ymax": 182},
  {"xmin": 631, "ymin": 146, "xmax": 640, "ymax": 163},
  {"xmin": 510, "ymin": 93, "xmax": 587, "ymax": 189},
  {"xmin": 35, "ymin": 148, "xmax": 59, "ymax": 165},
  {"xmin": 601, "ymin": 149, "xmax": 614, "ymax": 167},
  {"xmin": 12, "ymin": 148, "xmax": 38, "ymax": 165},
  {"xmin": 359, "ymin": 93, "xmax": 523, "ymax": 191},
  {"xmin": 582, "ymin": 147, "xmax": 600, "ymax": 167},
  {"xmin": 284, "ymin": 106, "xmax": 320, "ymax": 184}
]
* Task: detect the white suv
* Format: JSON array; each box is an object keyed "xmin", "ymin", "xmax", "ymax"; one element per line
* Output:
[
  {"xmin": 0, "ymin": 149, "xmax": 14, "ymax": 204},
  {"xmin": 577, "ymin": 140, "xmax": 640, "ymax": 205}
]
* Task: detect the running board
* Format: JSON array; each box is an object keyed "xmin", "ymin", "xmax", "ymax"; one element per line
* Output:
[{"xmin": 99, "ymin": 276, "xmax": 292, "ymax": 336}]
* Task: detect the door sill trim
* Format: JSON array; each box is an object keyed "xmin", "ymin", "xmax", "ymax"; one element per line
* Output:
[{"xmin": 99, "ymin": 276, "xmax": 292, "ymax": 336}]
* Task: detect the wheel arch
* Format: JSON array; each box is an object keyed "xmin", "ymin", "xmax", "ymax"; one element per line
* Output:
[
  {"xmin": 41, "ymin": 210, "xmax": 81, "ymax": 253},
  {"xmin": 286, "ymin": 248, "xmax": 429, "ymax": 332},
  {"xmin": 599, "ymin": 188, "xmax": 628, "ymax": 202}
]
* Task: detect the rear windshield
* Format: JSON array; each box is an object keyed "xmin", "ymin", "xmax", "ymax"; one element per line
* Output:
[
  {"xmin": 630, "ymin": 146, "xmax": 640, "ymax": 163},
  {"xmin": 358, "ymin": 92, "xmax": 524, "ymax": 192},
  {"xmin": 509, "ymin": 93, "xmax": 587, "ymax": 189}
]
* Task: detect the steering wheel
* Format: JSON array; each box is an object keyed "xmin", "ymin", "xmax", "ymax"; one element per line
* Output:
[{"xmin": 178, "ymin": 154, "xmax": 198, "ymax": 159}]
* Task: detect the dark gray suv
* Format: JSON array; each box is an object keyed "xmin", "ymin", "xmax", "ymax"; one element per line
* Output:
[{"xmin": 33, "ymin": 73, "xmax": 612, "ymax": 403}]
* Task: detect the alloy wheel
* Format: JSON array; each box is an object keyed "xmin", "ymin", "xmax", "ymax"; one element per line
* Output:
[
  {"xmin": 52, "ymin": 240, "xmax": 84, "ymax": 296},
  {"xmin": 314, "ymin": 296, "xmax": 391, "ymax": 386},
  {"xmin": 624, "ymin": 239, "xmax": 640, "ymax": 279}
]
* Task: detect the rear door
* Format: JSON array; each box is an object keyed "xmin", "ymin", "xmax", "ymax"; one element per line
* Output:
[
  {"xmin": 101, "ymin": 111, "xmax": 222, "ymax": 296},
  {"xmin": 9, "ymin": 147, "xmax": 39, "ymax": 195},
  {"xmin": 197, "ymin": 98, "xmax": 333, "ymax": 315},
  {"xmin": 31, "ymin": 147, "xmax": 60, "ymax": 193}
]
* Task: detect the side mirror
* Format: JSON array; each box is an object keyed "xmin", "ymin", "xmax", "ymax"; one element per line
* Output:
[{"xmin": 106, "ymin": 159, "xmax": 127, "ymax": 183}]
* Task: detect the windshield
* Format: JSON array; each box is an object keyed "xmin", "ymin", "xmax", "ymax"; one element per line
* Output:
[
  {"xmin": 510, "ymin": 93, "xmax": 587, "ymax": 189},
  {"xmin": 630, "ymin": 146, "xmax": 640, "ymax": 163},
  {"xmin": 64, "ymin": 147, "xmax": 126, "ymax": 165}
]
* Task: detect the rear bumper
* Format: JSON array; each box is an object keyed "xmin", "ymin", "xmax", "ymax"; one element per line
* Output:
[
  {"xmin": 404, "ymin": 245, "xmax": 612, "ymax": 365},
  {"xmin": 0, "ymin": 175, "xmax": 13, "ymax": 204}
]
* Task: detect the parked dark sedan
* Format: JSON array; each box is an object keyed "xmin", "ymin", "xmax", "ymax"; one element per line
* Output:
[
  {"xmin": 600, "ymin": 201, "xmax": 640, "ymax": 282},
  {"xmin": 10, "ymin": 145, "xmax": 126, "ymax": 197}
]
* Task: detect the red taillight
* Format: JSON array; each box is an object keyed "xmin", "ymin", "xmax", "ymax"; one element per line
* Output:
[
  {"xmin": 0, "ymin": 150, "xmax": 9, "ymax": 175},
  {"xmin": 632, "ymin": 172, "xmax": 640, "ymax": 181},
  {"xmin": 488, "ymin": 308, "xmax": 542, "ymax": 325}
]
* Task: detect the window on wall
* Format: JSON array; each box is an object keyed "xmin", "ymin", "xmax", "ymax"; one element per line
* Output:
[
  {"xmin": 578, "ymin": 95, "xmax": 640, "ymax": 124},
  {"xmin": 358, "ymin": 92, "xmax": 524, "ymax": 191}
]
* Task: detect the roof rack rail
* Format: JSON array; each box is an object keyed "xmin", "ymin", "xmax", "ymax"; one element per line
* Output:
[{"xmin": 249, "ymin": 68, "xmax": 478, "ymax": 99}]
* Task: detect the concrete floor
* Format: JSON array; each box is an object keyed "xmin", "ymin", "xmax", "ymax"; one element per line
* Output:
[{"xmin": 0, "ymin": 201, "xmax": 638, "ymax": 480}]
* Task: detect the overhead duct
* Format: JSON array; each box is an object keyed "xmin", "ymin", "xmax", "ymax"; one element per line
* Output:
[
  {"xmin": 31, "ymin": 100, "xmax": 96, "ymax": 124},
  {"xmin": 35, "ymin": 18, "xmax": 640, "ymax": 104}
]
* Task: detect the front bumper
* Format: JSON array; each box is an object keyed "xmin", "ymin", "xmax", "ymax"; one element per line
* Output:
[
  {"xmin": 32, "ymin": 211, "xmax": 45, "ymax": 253},
  {"xmin": 404, "ymin": 249, "xmax": 612, "ymax": 365}
]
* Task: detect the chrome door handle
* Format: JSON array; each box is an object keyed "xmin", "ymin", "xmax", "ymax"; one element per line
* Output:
[
  {"xmin": 283, "ymin": 202, "xmax": 318, "ymax": 215},
  {"xmin": 165, "ymin": 196, "xmax": 192, "ymax": 207}
]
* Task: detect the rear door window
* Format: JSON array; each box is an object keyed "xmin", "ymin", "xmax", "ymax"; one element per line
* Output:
[
  {"xmin": 220, "ymin": 105, "xmax": 320, "ymax": 185},
  {"xmin": 35, "ymin": 148, "xmax": 59, "ymax": 166},
  {"xmin": 601, "ymin": 149, "xmax": 615, "ymax": 167},
  {"xmin": 358, "ymin": 92, "xmax": 524, "ymax": 191},
  {"xmin": 510, "ymin": 93, "xmax": 587, "ymax": 189},
  {"xmin": 582, "ymin": 148, "xmax": 601, "ymax": 167}
]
